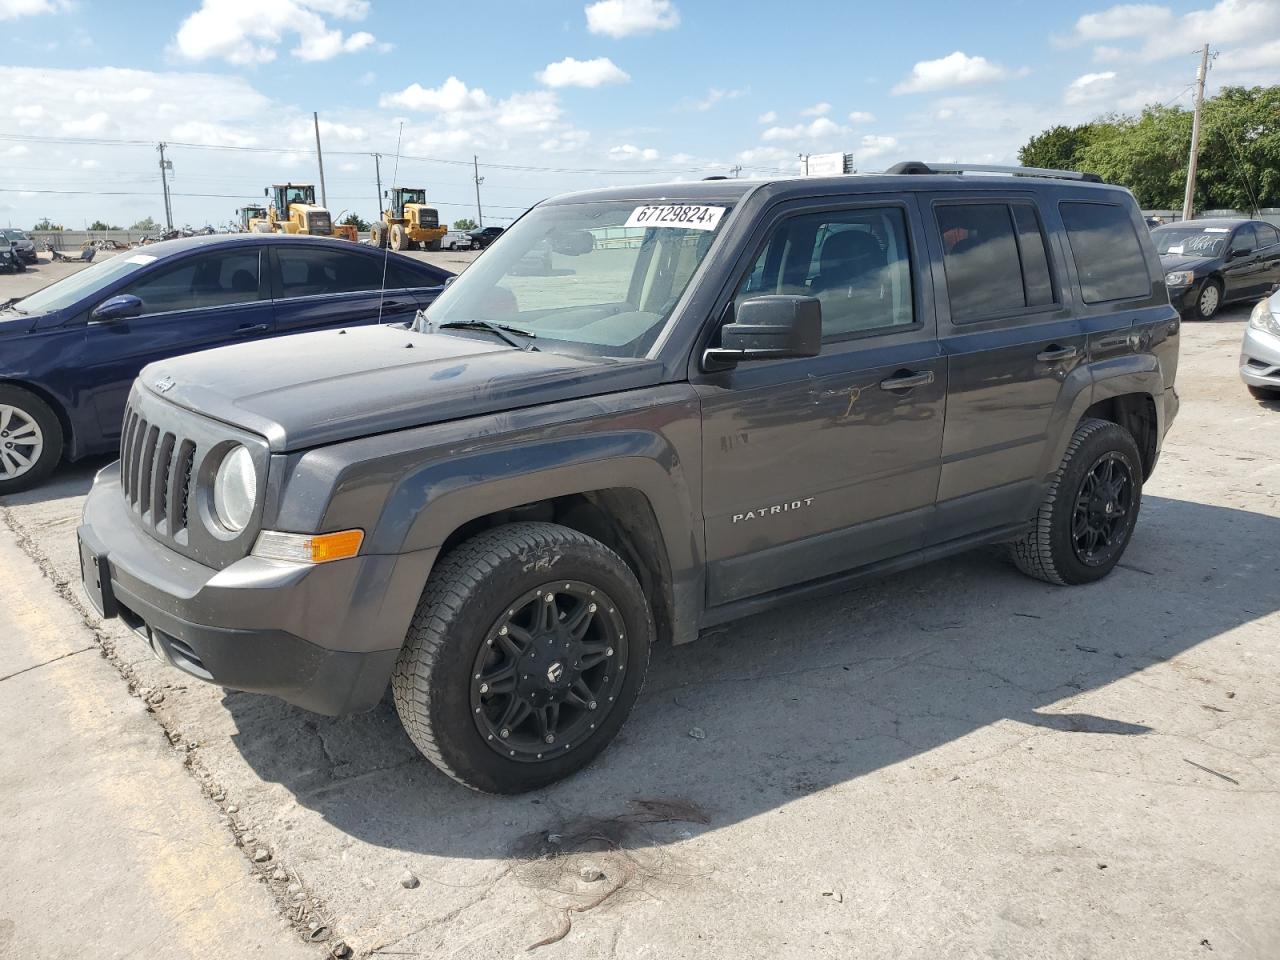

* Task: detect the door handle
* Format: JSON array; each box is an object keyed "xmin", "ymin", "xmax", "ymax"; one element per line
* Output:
[
  {"xmin": 879, "ymin": 369, "xmax": 934, "ymax": 391},
  {"xmin": 234, "ymin": 323, "xmax": 270, "ymax": 336},
  {"xmin": 1036, "ymin": 345, "xmax": 1079, "ymax": 363},
  {"xmin": 378, "ymin": 299, "xmax": 406, "ymax": 309}
]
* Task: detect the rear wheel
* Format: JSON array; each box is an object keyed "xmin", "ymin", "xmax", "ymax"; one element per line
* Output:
[
  {"xmin": 0, "ymin": 386, "xmax": 64, "ymax": 495},
  {"xmin": 390, "ymin": 224, "xmax": 409, "ymax": 251},
  {"xmin": 392, "ymin": 522, "xmax": 653, "ymax": 793},
  {"xmin": 370, "ymin": 222, "xmax": 388, "ymax": 248},
  {"xmin": 1010, "ymin": 418, "xmax": 1143, "ymax": 585},
  {"xmin": 426, "ymin": 239, "xmax": 442, "ymax": 252}
]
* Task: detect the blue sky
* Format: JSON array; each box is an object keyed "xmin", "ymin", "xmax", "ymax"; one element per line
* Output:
[{"xmin": 3, "ymin": 0, "xmax": 1278, "ymax": 229}]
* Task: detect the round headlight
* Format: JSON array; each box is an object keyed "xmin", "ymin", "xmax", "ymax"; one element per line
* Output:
[{"xmin": 212, "ymin": 445, "xmax": 257, "ymax": 532}]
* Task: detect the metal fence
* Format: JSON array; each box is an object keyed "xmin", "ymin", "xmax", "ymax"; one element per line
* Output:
[{"xmin": 1143, "ymin": 209, "xmax": 1280, "ymax": 228}]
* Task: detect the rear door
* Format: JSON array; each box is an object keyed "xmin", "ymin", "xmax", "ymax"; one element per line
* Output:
[
  {"xmin": 926, "ymin": 193, "xmax": 1086, "ymax": 542},
  {"xmin": 76, "ymin": 245, "xmax": 270, "ymax": 445},
  {"xmin": 696, "ymin": 194, "xmax": 946, "ymax": 605},
  {"xmin": 269, "ymin": 245, "xmax": 446, "ymax": 334},
  {"xmin": 1254, "ymin": 223, "xmax": 1280, "ymax": 292}
]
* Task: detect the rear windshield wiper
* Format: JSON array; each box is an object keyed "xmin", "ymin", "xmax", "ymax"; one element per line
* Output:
[{"xmin": 437, "ymin": 319, "xmax": 539, "ymax": 351}]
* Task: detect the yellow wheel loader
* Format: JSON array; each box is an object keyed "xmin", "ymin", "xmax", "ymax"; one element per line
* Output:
[
  {"xmin": 371, "ymin": 186, "xmax": 447, "ymax": 252},
  {"xmin": 257, "ymin": 183, "xmax": 339, "ymax": 238},
  {"xmin": 237, "ymin": 204, "xmax": 268, "ymax": 232}
]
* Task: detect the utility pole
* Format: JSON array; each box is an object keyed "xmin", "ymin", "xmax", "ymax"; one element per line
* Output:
[
  {"xmin": 313, "ymin": 111, "xmax": 328, "ymax": 209},
  {"xmin": 798, "ymin": 153, "xmax": 810, "ymax": 176},
  {"xmin": 157, "ymin": 142, "xmax": 173, "ymax": 231},
  {"xmin": 473, "ymin": 155, "xmax": 484, "ymax": 228},
  {"xmin": 731, "ymin": 164, "xmax": 743, "ymax": 178},
  {"xmin": 1182, "ymin": 43, "xmax": 1210, "ymax": 222},
  {"xmin": 372, "ymin": 152, "xmax": 383, "ymax": 218}
]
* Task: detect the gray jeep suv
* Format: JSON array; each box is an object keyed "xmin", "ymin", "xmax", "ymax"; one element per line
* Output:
[{"xmin": 78, "ymin": 162, "xmax": 1180, "ymax": 793}]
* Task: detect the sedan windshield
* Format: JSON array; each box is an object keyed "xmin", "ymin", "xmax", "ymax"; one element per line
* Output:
[
  {"xmin": 422, "ymin": 199, "xmax": 732, "ymax": 358},
  {"xmin": 11, "ymin": 253, "xmax": 156, "ymax": 314},
  {"xmin": 1152, "ymin": 226, "xmax": 1230, "ymax": 257}
]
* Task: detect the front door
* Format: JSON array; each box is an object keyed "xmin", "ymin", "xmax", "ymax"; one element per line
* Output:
[
  {"xmin": 269, "ymin": 245, "xmax": 425, "ymax": 334},
  {"xmin": 76, "ymin": 246, "xmax": 270, "ymax": 446},
  {"xmin": 696, "ymin": 197, "xmax": 945, "ymax": 606}
]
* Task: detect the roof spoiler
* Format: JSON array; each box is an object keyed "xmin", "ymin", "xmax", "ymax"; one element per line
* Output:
[{"xmin": 885, "ymin": 161, "xmax": 1102, "ymax": 183}]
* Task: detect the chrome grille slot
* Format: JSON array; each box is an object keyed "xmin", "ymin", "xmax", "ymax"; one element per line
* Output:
[
  {"xmin": 152, "ymin": 432, "xmax": 176, "ymax": 528},
  {"xmin": 137, "ymin": 425, "xmax": 159, "ymax": 516},
  {"xmin": 172, "ymin": 440, "xmax": 196, "ymax": 536},
  {"xmin": 127, "ymin": 416, "xmax": 150, "ymax": 505}
]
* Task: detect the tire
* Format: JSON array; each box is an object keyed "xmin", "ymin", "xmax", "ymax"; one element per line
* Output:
[
  {"xmin": 1010, "ymin": 418, "xmax": 1143, "ymax": 586},
  {"xmin": 390, "ymin": 223, "xmax": 409, "ymax": 252},
  {"xmin": 392, "ymin": 522, "xmax": 654, "ymax": 794},
  {"xmin": 1247, "ymin": 384, "xmax": 1280, "ymax": 402},
  {"xmin": 0, "ymin": 386, "xmax": 64, "ymax": 495},
  {"xmin": 1194, "ymin": 278, "xmax": 1222, "ymax": 320},
  {"xmin": 370, "ymin": 222, "xmax": 387, "ymax": 248},
  {"xmin": 426, "ymin": 239, "xmax": 442, "ymax": 252}
]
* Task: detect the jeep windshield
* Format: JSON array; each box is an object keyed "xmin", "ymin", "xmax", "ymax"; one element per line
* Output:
[{"xmin": 420, "ymin": 199, "xmax": 732, "ymax": 358}]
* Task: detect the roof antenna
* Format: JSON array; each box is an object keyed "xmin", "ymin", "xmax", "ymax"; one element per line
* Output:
[{"xmin": 377, "ymin": 120, "xmax": 404, "ymax": 326}]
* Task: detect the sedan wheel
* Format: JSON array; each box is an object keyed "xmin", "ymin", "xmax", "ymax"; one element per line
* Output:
[
  {"xmin": 0, "ymin": 404, "xmax": 43, "ymax": 482},
  {"xmin": 1196, "ymin": 279, "xmax": 1221, "ymax": 320}
]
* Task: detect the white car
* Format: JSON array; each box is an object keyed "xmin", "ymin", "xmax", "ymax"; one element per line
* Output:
[
  {"xmin": 1243, "ymin": 291, "xmax": 1280, "ymax": 401},
  {"xmin": 442, "ymin": 230, "xmax": 473, "ymax": 251}
]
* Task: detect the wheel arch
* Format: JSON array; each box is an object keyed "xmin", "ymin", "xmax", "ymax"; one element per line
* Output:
[{"xmin": 1081, "ymin": 391, "xmax": 1159, "ymax": 479}]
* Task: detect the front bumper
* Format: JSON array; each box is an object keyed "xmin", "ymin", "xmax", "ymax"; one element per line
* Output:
[
  {"xmin": 77, "ymin": 464, "xmax": 436, "ymax": 716},
  {"xmin": 1241, "ymin": 324, "xmax": 1280, "ymax": 389},
  {"xmin": 1167, "ymin": 282, "xmax": 1201, "ymax": 316}
]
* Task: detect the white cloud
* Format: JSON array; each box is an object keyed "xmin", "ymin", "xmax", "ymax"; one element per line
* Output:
[
  {"xmin": 172, "ymin": 0, "xmax": 379, "ymax": 65},
  {"xmin": 608, "ymin": 143, "xmax": 660, "ymax": 162},
  {"xmin": 380, "ymin": 77, "xmax": 491, "ymax": 112},
  {"xmin": 170, "ymin": 120, "xmax": 260, "ymax": 147},
  {"xmin": 5, "ymin": 144, "xmax": 31, "ymax": 157},
  {"xmin": 735, "ymin": 145, "xmax": 800, "ymax": 172},
  {"xmin": 70, "ymin": 158, "xmax": 101, "ymax": 170},
  {"xmin": 12, "ymin": 104, "xmax": 44, "ymax": 118},
  {"xmin": 496, "ymin": 91, "xmax": 562, "ymax": 132},
  {"xmin": 1093, "ymin": 45, "xmax": 1124, "ymax": 62},
  {"xmin": 536, "ymin": 56, "xmax": 630, "ymax": 88},
  {"xmin": 682, "ymin": 87, "xmax": 745, "ymax": 111},
  {"xmin": 800, "ymin": 102, "xmax": 831, "ymax": 117},
  {"xmin": 757, "ymin": 110, "xmax": 777, "ymax": 124},
  {"xmin": 61, "ymin": 111, "xmax": 112, "ymax": 135},
  {"xmin": 892, "ymin": 51, "xmax": 1008, "ymax": 94},
  {"xmin": 1065, "ymin": 71, "xmax": 1118, "ymax": 105},
  {"xmin": 1182, "ymin": 0, "xmax": 1280, "ymax": 47},
  {"xmin": 847, "ymin": 110, "xmax": 875, "ymax": 123},
  {"xmin": 0, "ymin": 0, "xmax": 69, "ymax": 20},
  {"xmin": 541, "ymin": 129, "xmax": 591, "ymax": 153},
  {"xmin": 1068, "ymin": 3, "xmax": 1173, "ymax": 41},
  {"xmin": 585, "ymin": 0, "xmax": 679, "ymax": 37},
  {"xmin": 854, "ymin": 134, "xmax": 899, "ymax": 162},
  {"xmin": 287, "ymin": 118, "xmax": 366, "ymax": 143},
  {"xmin": 761, "ymin": 116, "xmax": 845, "ymax": 142}
]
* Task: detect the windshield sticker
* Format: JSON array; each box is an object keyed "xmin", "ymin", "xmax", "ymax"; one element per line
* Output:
[
  {"xmin": 1167, "ymin": 245, "xmax": 1184, "ymax": 255},
  {"xmin": 1203, "ymin": 227, "xmax": 1230, "ymax": 233},
  {"xmin": 125, "ymin": 254, "xmax": 158, "ymax": 265},
  {"xmin": 626, "ymin": 204, "xmax": 726, "ymax": 231}
]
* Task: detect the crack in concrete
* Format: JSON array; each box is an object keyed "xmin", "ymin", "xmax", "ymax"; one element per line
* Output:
[{"xmin": 0, "ymin": 644, "xmax": 95, "ymax": 683}]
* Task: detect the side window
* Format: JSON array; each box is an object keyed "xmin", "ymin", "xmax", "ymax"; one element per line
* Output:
[
  {"xmin": 935, "ymin": 203, "xmax": 1033, "ymax": 322},
  {"xmin": 120, "ymin": 250, "xmax": 261, "ymax": 315},
  {"xmin": 276, "ymin": 247, "xmax": 384, "ymax": 298},
  {"xmin": 1229, "ymin": 224, "xmax": 1257, "ymax": 254},
  {"xmin": 1011, "ymin": 203, "xmax": 1055, "ymax": 308},
  {"xmin": 385, "ymin": 260, "xmax": 446, "ymax": 289},
  {"xmin": 735, "ymin": 206, "xmax": 914, "ymax": 339},
  {"xmin": 1059, "ymin": 201, "xmax": 1150, "ymax": 303},
  {"xmin": 1255, "ymin": 223, "xmax": 1280, "ymax": 248}
]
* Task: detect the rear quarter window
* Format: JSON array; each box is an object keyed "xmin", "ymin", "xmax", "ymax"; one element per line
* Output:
[{"xmin": 1059, "ymin": 201, "xmax": 1150, "ymax": 303}]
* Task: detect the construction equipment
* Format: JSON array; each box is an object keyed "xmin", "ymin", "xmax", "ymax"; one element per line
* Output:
[
  {"xmin": 254, "ymin": 183, "xmax": 340, "ymax": 238},
  {"xmin": 237, "ymin": 204, "xmax": 267, "ymax": 232},
  {"xmin": 371, "ymin": 186, "xmax": 446, "ymax": 252}
]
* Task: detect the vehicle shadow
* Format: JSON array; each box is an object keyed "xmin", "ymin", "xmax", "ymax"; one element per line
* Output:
[
  {"xmin": 0, "ymin": 457, "xmax": 108, "ymax": 508},
  {"xmin": 223, "ymin": 494, "xmax": 1279, "ymax": 857}
]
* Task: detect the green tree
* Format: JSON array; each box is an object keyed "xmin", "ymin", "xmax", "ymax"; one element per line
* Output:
[
  {"xmin": 129, "ymin": 216, "xmax": 160, "ymax": 232},
  {"xmin": 88, "ymin": 220, "xmax": 122, "ymax": 231},
  {"xmin": 31, "ymin": 218, "xmax": 62, "ymax": 231},
  {"xmin": 453, "ymin": 217, "xmax": 477, "ymax": 230},
  {"xmin": 1018, "ymin": 84, "xmax": 1280, "ymax": 211},
  {"xmin": 340, "ymin": 212, "xmax": 371, "ymax": 231},
  {"xmin": 1018, "ymin": 123, "xmax": 1099, "ymax": 172}
]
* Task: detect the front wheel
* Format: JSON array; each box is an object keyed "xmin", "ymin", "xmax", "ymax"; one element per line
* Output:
[
  {"xmin": 392, "ymin": 522, "xmax": 654, "ymax": 793},
  {"xmin": 0, "ymin": 386, "xmax": 64, "ymax": 494},
  {"xmin": 1194, "ymin": 278, "xmax": 1222, "ymax": 320},
  {"xmin": 1010, "ymin": 418, "xmax": 1143, "ymax": 585}
]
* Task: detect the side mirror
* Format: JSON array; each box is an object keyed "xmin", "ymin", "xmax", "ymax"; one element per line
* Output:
[
  {"xmin": 263, "ymin": 187, "xmax": 268, "ymax": 197},
  {"xmin": 383, "ymin": 190, "xmax": 389, "ymax": 198},
  {"xmin": 89, "ymin": 294, "xmax": 143, "ymax": 324},
  {"xmin": 1230, "ymin": 247, "xmax": 1252, "ymax": 259},
  {"xmin": 703, "ymin": 295, "xmax": 822, "ymax": 367}
]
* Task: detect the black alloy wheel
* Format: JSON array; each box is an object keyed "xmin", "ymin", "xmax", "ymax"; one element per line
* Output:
[
  {"xmin": 1070, "ymin": 451, "xmax": 1135, "ymax": 567},
  {"xmin": 470, "ymin": 580, "xmax": 627, "ymax": 762}
]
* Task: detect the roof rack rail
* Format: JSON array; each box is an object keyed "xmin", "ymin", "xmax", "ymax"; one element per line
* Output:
[{"xmin": 884, "ymin": 161, "xmax": 1102, "ymax": 183}]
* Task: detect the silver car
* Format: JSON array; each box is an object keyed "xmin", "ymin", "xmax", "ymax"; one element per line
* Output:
[
  {"xmin": 1243, "ymin": 292, "xmax": 1280, "ymax": 400},
  {"xmin": 3, "ymin": 229, "xmax": 37, "ymax": 264}
]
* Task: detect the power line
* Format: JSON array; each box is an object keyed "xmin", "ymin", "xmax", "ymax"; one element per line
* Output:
[{"xmin": 0, "ymin": 186, "xmax": 531, "ymax": 210}]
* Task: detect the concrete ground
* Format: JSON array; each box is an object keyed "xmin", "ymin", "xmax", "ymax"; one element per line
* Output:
[{"xmin": 1, "ymin": 253, "xmax": 1278, "ymax": 958}]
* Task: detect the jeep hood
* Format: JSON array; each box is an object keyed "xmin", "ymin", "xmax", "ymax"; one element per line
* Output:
[{"xmin": 141, "ymin": 325, "xmax": 664, "ymax": 452}]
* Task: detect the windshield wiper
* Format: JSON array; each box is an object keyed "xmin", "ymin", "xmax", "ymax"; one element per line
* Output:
[
  {"xmin": 437, "ymin": 319, "xmax": 539, "ymax": 351},
  {"xmin": 0, "ymin": 297, "xmax": 25, "ymax": 313}
]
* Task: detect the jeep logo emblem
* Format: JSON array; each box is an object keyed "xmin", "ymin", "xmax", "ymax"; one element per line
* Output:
[
  {"xmin": 546, "ymin": 662, "xmax": 564, "ymax": 684},
  {"xmin": 154, "ymin": 375, "xmax": 175, "ymax": 394}
]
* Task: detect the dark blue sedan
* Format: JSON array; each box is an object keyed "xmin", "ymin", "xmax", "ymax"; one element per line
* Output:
[{"xmin": 0, "ymin": 234, "xmax": 451, "ymax": 492}]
